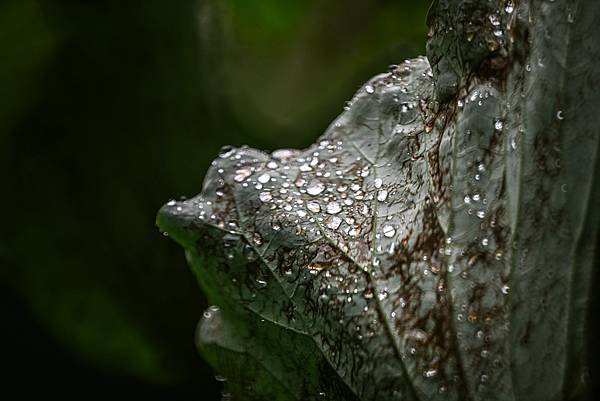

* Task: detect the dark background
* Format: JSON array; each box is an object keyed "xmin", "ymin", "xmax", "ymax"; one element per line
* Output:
[{"xmin": 0, "ymin": 0, "xmax": 431, "ymax": 399}]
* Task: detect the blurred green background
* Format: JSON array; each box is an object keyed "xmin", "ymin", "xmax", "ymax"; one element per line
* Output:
[{"xmin": 0, "ymin": 0, "xmax": 429, "ymax": 399}]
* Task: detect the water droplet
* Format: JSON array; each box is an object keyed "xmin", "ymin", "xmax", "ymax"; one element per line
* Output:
[
  {"xmin": 505, "ymin": 1, "xmax": 514, "ymax": 13},
  {"xmin": 256, "ymin": 279, "xmax": 267, "ymax": 289},
  {"xmin": 494, "ymin": 119, "xmax": 504, "ymax": 131},
  {"xmin": 489, "ymin": 14, "xmax": 501, "ymax": 26},
  {"xmin": 267, "ymin": 161, "xmax": 278, "ymax": 169},
  {"xmin": 481, "ymin": 238, "xmax": 489, "ymax": 246},
  {"xmin": 556, "ymin": 110, "xmax": 564, "ymax": 120},
  {"xmin": 424, "ymin": 369, "xmax": 438, "ymax": 378},
  {"xmin": 365, "ymin": 84, "xmax": 375, "ymax": 94},
  {"xmin": 252, "ymin": 233, "xmax": 263, "ymax": 245},
  {"xmin": 501, "ymin": 284, "xmax": 510, "ymax": 294},
  {"xmin": 257, "ymin": 173, "xmax": 271, "ymax": 184},
  {"xmin": 323, "ymin": 215, "xmax": 341, "ymax": 230},
  {"xmin": 374, "ymin": 178, "xmax": 383, "ymax": 188},
  {"xmin": 297, "ymin": 210, "xmax": 307, "ymax": 218},
  {"xmin": 307, "ymin": 181, "xmax": 325, "ymax": 196},
  {"xmin": 377, "ymin": 190, "xmax": 389, "ymax": 202},
  {"xmin": 348, "ymin": 227, "xmax": 361, "ymax": 236},
  {"xmin": 167, "ymin": 200, "xmax": 176, "ymax": 206},
  {"xmin": 215, "ymin": 375, "xmax": 227, "ymax": 382},
  {"xmin": 476, "ymin": 210, "xmax": 486, "ymax": 219},
  {"xmin": 472, "ymin": 194, "xmax": 481, "ymax": 202},
  {"xmin": 326, "ymin": 202, "xmax": 342, "ymax": 215},
  {"xmin": 383, "ymin": 225, "xmax": 396, "ymax": 238},
  {"xmin": 464, "ymin": 195, "xmax": 471, "ymax": 204},
  {"xmin": 307, "ymin": 201, "xmax": 321, "ymax": 213},
  {"xmin": 218, "ymin": 145, "xmax": 235, "ymax": 158},
  {"xmin": 300, "ymin": 164, "xmax": 312, "ymax": 172},
  {"xmin": 272, "ymin": 149, "xmax": 295, "ymax": 160},
  {"xmin": 259, "ymin": 192, "xmax": 273, "ymax": 202},
  {"xmin": 234, "ymin": 168, "xmax": 252, "ymax": 182}
]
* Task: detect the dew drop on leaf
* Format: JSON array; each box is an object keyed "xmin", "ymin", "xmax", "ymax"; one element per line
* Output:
[
  {"xmin": 382, "ymin": 225, "xmax": 396, "ymax": 238},
  {"xmin": 326, "ymin": 216, "xmax": 342, "ymax": 230},
  {"xmin": 377, "ymin": 189, "xmax": 389, "ymax": 202},
  {"xmin": 307, "ymin": 201, "xmax": 321, "ymax": 213},
  {"xmin": 307, "ymin": 181, "xmax": 325, "ymax": 196},
  {"xmin": 326, "ymin": 202, "xmax": 342, "ymax": 215},
  {"xmin": 257, "ymin": 173, "xmax": 271, "ymax": 184},
  {"xmin": 234, "ymin": 168, "xmax": 253, "ymax": 182},
  {"xmin": 255, "ymin": 279, "xmax": 267, "ymax": 289},
  {"xmin": 259, "ymin": 192, "xmax": 273, "ymax": 202},
  {"xmin": 424, "ymin": 369, "xmax": 438, "ymax": 378}
]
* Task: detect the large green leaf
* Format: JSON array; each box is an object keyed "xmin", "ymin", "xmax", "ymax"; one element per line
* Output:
[{"xmin": 158, "ymin": 0, "xmax": 600, "ymax": 400}]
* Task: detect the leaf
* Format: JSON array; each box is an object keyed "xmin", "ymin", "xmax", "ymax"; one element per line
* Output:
[{"xmin": 157, "ymin": 1, "xmax": 600, "ymax": 400}]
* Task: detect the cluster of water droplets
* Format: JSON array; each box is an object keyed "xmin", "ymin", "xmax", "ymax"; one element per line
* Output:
[
  {"xmin": 176, "ymin": 58, "xmax": 462, "ymax": 394},
  {"xmin": 160, "ymin": 52, "xmax": 525, "ymax": 399}
]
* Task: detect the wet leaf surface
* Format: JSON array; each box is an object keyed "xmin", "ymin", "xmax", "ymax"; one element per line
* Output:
[{"xmin": 158, "ymin": 1, "xmax": 600, "ymax": 400}]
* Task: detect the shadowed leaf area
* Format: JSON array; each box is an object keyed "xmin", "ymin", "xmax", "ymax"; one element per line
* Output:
[{"xmin": 159, "ymin": 0, "xmax": 600, "ymax": 400}]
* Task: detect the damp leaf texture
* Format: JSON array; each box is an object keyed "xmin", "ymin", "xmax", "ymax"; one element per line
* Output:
[{"xmin": 157, "ymin": 1, "xmax": 600, "ymax": 400}]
